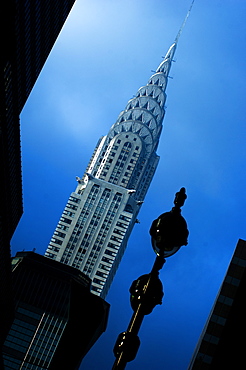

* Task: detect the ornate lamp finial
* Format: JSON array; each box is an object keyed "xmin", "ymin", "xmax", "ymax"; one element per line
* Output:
[{"xmin": 149, "ymin": 188, "xmax": 189, "ymax": 257}]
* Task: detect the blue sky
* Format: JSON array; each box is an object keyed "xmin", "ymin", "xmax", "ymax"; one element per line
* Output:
[{"xmin": 11, "ymin": 0, "xmax": 246, "ymax": 369}]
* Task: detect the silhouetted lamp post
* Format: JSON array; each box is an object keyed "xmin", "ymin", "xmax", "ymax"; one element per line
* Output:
[{"xmin": 112, "ymin": 188, "xmax": 189, "ymax": 370}]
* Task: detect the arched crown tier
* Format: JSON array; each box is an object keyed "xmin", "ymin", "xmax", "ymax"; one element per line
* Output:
[
  {"xmin": 108, "ymin": 42, "xmax": 176, "ymax": 158},
  {"xmin": 107, "ymin": 120, "xmax": 154, "ymax": 156},
  {"xmin": 156, "ymin": 42, "xmax": 177, "ymax": 75}
]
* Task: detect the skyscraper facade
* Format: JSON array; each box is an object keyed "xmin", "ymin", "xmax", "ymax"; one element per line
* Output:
[
  {"xmin": 188, "ymin": 239, "xmax": 246, "ymax": 369},
  {"xmin": 45, "ymin": 42, "xmax": 177, "ymax": 298},
  {"xmin": 1, "ymin": 0, "xmax": 77, "ymax": 254}
]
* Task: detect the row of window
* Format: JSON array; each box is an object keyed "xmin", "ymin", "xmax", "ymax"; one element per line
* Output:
[
  {"xmin": 63, "ymin": 210, "xmax": 75, "ymax": 218},
  {"xmin": 58, "ymin": 209, "xmax": 127, "ymax": 266},
  {"xmin": 80, "ymin": 194, "xmax": 123, "ymax": 273},
  {"xmin": 60, "ymin": 185, "xmax": 101, "ymax": 263},
  {"xmin": 60, "ymin": 217, "xmax": 72, "ymax": 225},
  {"xmin": 3, "ymin": 355, "xmax": 21, "ymax": 370},
  {"xmin": 46, "ymin": 195, "xmax": 82, "ymax": 258},
  {"xmin": 57, "ymin": 224, "xmax": 69, "ymax": 231},
  {"xmin": 108, "ymin": 142, "xmax": 133, "ymax": 185},
  {"xmin": 192, "ymin": 265, "xmax": 244, "ymax": 367},
  {"xmin": 24, "ymin": 314, "xmax": 67, "ymax": 368},
  {"xmin": 95, "ymin": 137, "xmax": 140, "ymax": 189},
  {"xmin": 66, "ymin": 203, "xmax": 78, "ymax": 211},
  {"xmin": 70, "ymin": 188, "xmax": 114, "ymax": 268},
  {"xmin": 4, "ymin": 305, "xmax": 41, "ymax": 356},
  {"xmin": 69, "ymin": 195, "xmax": 81, "ymax": 204},
  {"xmin": 54, "ymin": 231, "xmax": 66, "ymax": 238},
  {"xmin": 89, "ymin": 213, "xmax": 132, "ymax": 294},
  {"xmin": 91, "ymin": 253, "xmax": 115, "ymax": 294}
]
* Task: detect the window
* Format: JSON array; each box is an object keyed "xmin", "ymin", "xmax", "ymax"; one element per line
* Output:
[
  {"xmin": 45, "ymin": 252, "xmax": 55, "ymax": 259},
  {"xmin": 211, "ymin": 314, "xmax": 226, "ymax": 326},
  {"xmin": 114, "ymin": 228, "xmax": 125, "ymax": 236},
  {"xmin": 54, "ymin": 231, "xmax": 66, "ymax": 238},
  {"xmin": 67, "ymin": 204, "xmax": 78, "ymax": 210},
  {"xmin": 116, "ymin": 221, "xmax": 128, "ymax": 229},
  {"xmin": 204, "ymin": 333, "xmax": 219, "ymax": 345},
  {"xmin": 64, "ymin": 210, "xmax": 75, "ymax": 217},
  {"xmin": 91, "ymin": 286, "xmax": 101, "ymax": 293},
  {"xmin": 105, "ymin": 249, "xmax": 116, "ymax": 257},
  {"xmin": 3, "ymin": 354, "xmax": 21, "ymax": 368},
  {"xmin": 96, "ymin": 271, "xmax": 107, "ymax": 278},
  {"xmin": 108, "ymin": 242, "xmax": 119, "ymax": 250},
  {"xmin": 111, "ymin": 235, "xmax": 122, "ymax": 243},
  {"xmin": 61, "ymin": 217, "xmax": 72, "ymax": 224},
  {"xmin": 52, "ymin": 238, "xmax": 63, "ymax": 245},
  {"xmin": 3, "ymin": 306, "xmax": 41, "ymax": 356},
  {"xmin": 119, "ymin": 214, "xmax": 131, "ymax": 222},
  {"xmin": 93, "ymin": 278, "xmax": 104, "ymax": 285},
  {"xmin": 99, "ymin": 263, "xmax": 110, "ymax": 271},
  {"xmin": 57, "ymin": 224, "xmax": 69, "ymax": 231},
  {"xmin": 51, "ymin": 246, "xmax": 60, "ymax": 252},
  {"xmin": 69, "ymin": 196, "xmax": 81, "ymax": 203},
  {"xmin": 218, "ymin": 295, "xmax": 233, "ymax": 306},
  {"xmin": 102, "ymin": 256, "xmax": 113, "ymax": 264}
]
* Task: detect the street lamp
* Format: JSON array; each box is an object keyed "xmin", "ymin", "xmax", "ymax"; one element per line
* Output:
[{"xmin": 112, "ymin": 188, "xmax": 189, "ymax": 370}]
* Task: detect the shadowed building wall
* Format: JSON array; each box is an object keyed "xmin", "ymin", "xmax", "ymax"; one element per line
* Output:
[
  {"xmin": 2, "ymin": 252, "xmax": 109, "ymax": 370},
  {"xmin": 0, "ymin": 0, "xmax": 76, "ymax": 348},
  {"xmin": 188, "ymin": 239, "xmax": 246, "ymax": 369}
]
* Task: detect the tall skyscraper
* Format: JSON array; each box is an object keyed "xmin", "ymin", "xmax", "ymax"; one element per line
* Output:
[
  {"xmin": 45, "ymin": 0, "xmax": 195, "ymax": 298},
  {"xmin": 188, "ymin": 239, "xmax": 246, "ymax": 369},
  {"xmin": 0, "ymin": 0, "xmax": 76, "ymax": 348},
  {"xmin": 45, "ymin": 42, "xmax": 177, "ymax": 298},
  {"xmin": 45, "ymin": 41, "xmax": 179, "ymax": 298}
]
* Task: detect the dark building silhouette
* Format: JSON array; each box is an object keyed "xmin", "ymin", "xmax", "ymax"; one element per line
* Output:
[
  {"xmin": 2, "ymin": 252, "xmax": 109, "ymax": 369},
  {"xmin": 188, "ymin": 239, "xmax": 246, "ymax": 369},
  {"xmin": 0, "ymin": 0, "xmax": 76, "ymax": 347}
]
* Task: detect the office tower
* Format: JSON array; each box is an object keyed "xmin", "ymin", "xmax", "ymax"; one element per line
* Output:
[
  {"xmin": 45, "ymin": 39, "xmax": 179, "ymax": 299},
  {"xmin": 188, "ymin": 239, "xmax": 246, "ymax": 369},
  {"xmin": 2, "ymin": 252, "xmax": 109, "ymax": 370},
  {"xmin": 0, "ymin": 0, "xmax": 76, "ymax": 346}
]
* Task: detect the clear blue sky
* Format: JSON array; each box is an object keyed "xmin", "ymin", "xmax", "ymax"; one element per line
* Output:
[{"xmin": 11, "ymin": 1, "xmax": 246, "ymax": 369}]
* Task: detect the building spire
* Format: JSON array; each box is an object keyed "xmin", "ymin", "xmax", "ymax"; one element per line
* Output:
[
  {"xmin": 156, "ymin": 0, "xmax": 194, "ymax": 76},
  {"xmin": 175, "ymin": 0, "xmax": 195, "ymax": 44}
]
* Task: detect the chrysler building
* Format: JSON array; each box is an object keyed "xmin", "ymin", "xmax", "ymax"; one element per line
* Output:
[
  {"xmin": 43, "ymin": 0, "xmax": 196, "ymax": 297},
  {"xmin": 44, "ymin": 40, "xmax": 177, "ymax": 299}
]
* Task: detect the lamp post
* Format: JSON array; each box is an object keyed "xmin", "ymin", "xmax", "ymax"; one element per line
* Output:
[{"xmin": 112, "ymin": 188, "xmax": 189, "ymax": 370}]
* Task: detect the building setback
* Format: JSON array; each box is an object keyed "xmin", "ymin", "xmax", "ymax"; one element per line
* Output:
[
  {"xmin": 2, "ymin": 252, "xmax": 109, "ymax": 370},
  {"xmin": 45, "ymin": 41, "xmax": 178, "ymax": 298},
  {"xmin": 188, "ymin": 239, "xmax": 246, "ymax": 369}
]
